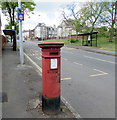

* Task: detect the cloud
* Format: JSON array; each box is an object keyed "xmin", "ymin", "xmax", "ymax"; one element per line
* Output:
[
  {"xmin": 1, "ymin": 0, "xmax": 93, "ymax": 31},
  {"xmin": 22, "ymin": 2, "xmax": 63, "ymax": 30},
  {"xmin": 34, "ymin": 0, "xmax": 92, "ymax": 3},
  {"xmin": 1, "ymin": 14, "xmax": 8, "ymax": 30},
  {"xmin": 22, "ymin": 10, "xmax": 61, "ymax": 30},
  {"xmin": 1, "ymin": 5, "xmax": 61, "ymax": 31}
]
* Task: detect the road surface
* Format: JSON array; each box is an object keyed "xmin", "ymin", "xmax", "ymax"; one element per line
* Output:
[{"xmin": 24, "ymin": 40, "xmax": 115, "ymax": 118}]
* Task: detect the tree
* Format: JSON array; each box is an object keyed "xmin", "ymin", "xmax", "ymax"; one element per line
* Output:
[
  {"xmin": 80, "ymin": 2, "xmax": 106, "ymax": 32},
  {"xmin": 96, "ymin": 26, "xmax": 109, "ymax": 38},
  {"xmin": 61, "ymin": 2, "xmax": 85, "ymax": 34},
  {"xmin": 5, "ymin": 21, "xmax": 19, "ymax": 34},
  {"xmin": 74, "ymin": 18, "xmax": 87, "ymax": 33},
  {"xmin": 61, "ymin": 1, "xmax": 116, "ymax": 42},
  {"xmin": 61, "ymin": 2, "xmax": 105, "ymax": 34},
  {"xmin": 0, "ymin": 0, "xmax": 36, "ymax": 34},
  {"xmin": 99, "ymin": 1, "xmax": 117, "ymax": 42}
]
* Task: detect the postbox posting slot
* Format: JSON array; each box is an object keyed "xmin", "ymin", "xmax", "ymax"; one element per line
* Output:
[{"xmin": 50, "ymin": 52, "xmax": 58, "ymax": 55}]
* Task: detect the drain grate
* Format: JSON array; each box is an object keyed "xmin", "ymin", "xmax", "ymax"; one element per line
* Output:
[{"xmin": 0, "ymin": 92, "xmax": 8, "ymax": 102}]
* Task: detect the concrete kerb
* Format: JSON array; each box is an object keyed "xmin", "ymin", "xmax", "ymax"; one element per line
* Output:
[
  {"xmin": 24, "ymin": 52, "xmax": 82, "ymax": 119},
  {"xmin": 82, "ymin": 49, "xmax": 117, "ymax": 56},
  {"xmin": 65, "ymin": 45, "xmax": 117, "ymax": 56}
]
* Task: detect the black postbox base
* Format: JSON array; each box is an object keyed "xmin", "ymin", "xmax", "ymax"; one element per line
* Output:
[{"xmin": 42, "ymin": 96, "xmax": 60, "ymax": 115}]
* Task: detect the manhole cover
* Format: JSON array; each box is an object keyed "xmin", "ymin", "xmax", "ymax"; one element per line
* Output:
[{"xmin": 0, "ymin": 92, "xmax": 8, "ymax": 102}]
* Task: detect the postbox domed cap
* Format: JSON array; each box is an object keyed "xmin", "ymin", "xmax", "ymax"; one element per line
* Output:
[{"xmin": 38, "ymin": 42, "xmax": 64, "ymax": 48}]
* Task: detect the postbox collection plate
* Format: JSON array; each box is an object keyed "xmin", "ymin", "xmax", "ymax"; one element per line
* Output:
[{"xmin": 51, "ymin": 59, "xmax": 57, "ymax": 69}]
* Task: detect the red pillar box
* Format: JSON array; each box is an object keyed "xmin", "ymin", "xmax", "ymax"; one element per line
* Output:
[{"xmin": 38, "ymin": 42, "xmax": 64, "ymax": 114}]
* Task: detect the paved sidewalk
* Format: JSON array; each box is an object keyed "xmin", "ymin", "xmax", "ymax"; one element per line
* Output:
[
  {"xmin": 2, "ymin": 43, "xmax": 76, "ymax": 118},
  {"xmin": 65, "ymin": 45, "xmax": 117, "ymax": 56}
]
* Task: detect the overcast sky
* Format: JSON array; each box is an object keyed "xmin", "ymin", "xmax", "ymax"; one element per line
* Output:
[
  {"xmin": 1, "ymin": 0, "xmax": 106, "ymax": 31},
  {"xmin": 22, "ymin": 1, "xmax": 64, "ymax": 30}
]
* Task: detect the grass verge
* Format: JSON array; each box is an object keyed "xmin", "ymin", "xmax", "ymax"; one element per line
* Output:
[
  {"xmin": 97, "ymin": 37, "xmax": 115, "ymax": 51},
  {"xmin": 45, "ymin": 37, "xmax": 116, "ymax": 51}
]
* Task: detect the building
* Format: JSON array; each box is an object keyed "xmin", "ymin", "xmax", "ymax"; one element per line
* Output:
[
  {"xmin": 34, "ymin": 23, "xmax": 46, "ymax": 40},
  {"xmin": 23, "ymin": 23, "xmax": 58, "ymax": 41},
  {"xmin": 23, "ymin": 30, "xmax": 29, "ymax": 40},
  {"xmin": 57, "ymin": 19, "xmax": 76, "ymax": 39},
  {"xmin": 29, "ymin": 29, "xmax": 35, "ymax": 40},
  {"xmin": 34, "ymin": 23, "xmax": 57, "ymax": 40},
  {"xmin": 46, "ymin": 26, "xmax": 57, "ymax": 39},
  {"xmin": 22, "ymin": 29, "xmax": 35, "ymax": 40}
]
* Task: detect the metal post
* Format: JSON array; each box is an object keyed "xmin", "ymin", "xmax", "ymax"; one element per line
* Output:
[
  {"xmin": 91, "ymin": 34, "xmax": 92, "ymax": 46},
  {"xmin": 96, "ymin": 33, "xmax": 97, "ymax": 47},
  {"xmin": 13, "ymin": 31, "xmax": 16, "ymax": 51},
  {"xmin": 82, "ymin": 36, "xmax": 84, "ymax": 46},
  {"xmin": 11, "ymin": 36, "xmax": 12, "ymax": 43},
  {"xmin": 41, "ymin": 26, "xmax": 43, "ymax": 41},
  {"xmin": 18, "ymin": 0, "xmax": 24, "ymax": 64}
]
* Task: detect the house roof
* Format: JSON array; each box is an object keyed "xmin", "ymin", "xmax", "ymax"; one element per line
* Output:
[
  {"xmin": 58, "ymin": 19, "xmax": 75, "ymax": 30},
  {"xmin": 64, "ymin": 19, "xmax": 74, "ymax": 26}
]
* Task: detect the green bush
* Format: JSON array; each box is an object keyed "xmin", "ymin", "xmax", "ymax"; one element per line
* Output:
[
  {"xmin": 96, "ymin": 26, "xmax": 109, "ymax": 38},
  {"xmin": 70, "ymin": 38, "xmax": 79, "ymax": 43}
]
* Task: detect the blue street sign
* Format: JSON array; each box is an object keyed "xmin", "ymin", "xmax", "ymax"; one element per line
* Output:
[{"xmin": 18, "ymin": 8, "xmax": 24, "ymax": 21}]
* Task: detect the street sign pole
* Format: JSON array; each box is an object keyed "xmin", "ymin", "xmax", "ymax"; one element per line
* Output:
[{"xmin": 18, "ymin": 0, "xmax": 24, "ymax": 65}]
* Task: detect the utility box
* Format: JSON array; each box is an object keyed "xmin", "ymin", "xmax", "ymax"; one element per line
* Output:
[{"xmin": 38, "ymin": 42, "xmax": 64, "ymax": 114}]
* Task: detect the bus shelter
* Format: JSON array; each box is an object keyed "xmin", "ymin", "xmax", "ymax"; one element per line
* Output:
[
  {"xmin": 3, "ymin": 29, "xmax": 17, "ymax": 51},
  {"xmin": 78, "ymin": 32, "xmax": 98, "ymax": 47}
]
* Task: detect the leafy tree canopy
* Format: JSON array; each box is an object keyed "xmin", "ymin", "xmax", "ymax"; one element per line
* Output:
[{"xmin": 0, "ymin": 0, "xmax": 36, "ymax": 33}]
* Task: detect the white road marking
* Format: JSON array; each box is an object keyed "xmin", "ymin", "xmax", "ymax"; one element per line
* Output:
[
  {"xmin": 84, "ymin": 55, "xmax": 116, "ymax": 64},
  {"xmin": 34, "ymin": 53, "xmax": 39, "ymax": 56},
  {"xmin": 61, "ymin": 96, "xmax": 81, "ymax": 119},
  {"xmin": 24, "ymin": 53, "xmax": 42, "ymax": 73},
  {"xmin": 24, "ymin": 52, "xmax": 81, "ymax": 119},
  {"xmin": 36, "ymin": 57, "xmax": 40, "ymax": 60},
  {"xmin": 63, "ymin": 47, "xmax": 76, "ymax": 50},
  {"xmin": 61, "ymin": 78, "xmax": 71, "ymax": 81},
  {"xmin": 63, "ymin": 58, "xmax": 68, "ymax": 61},
  {"xmin": 35, "ymin": 50, "xmax": 39, "ymax": 53},
  {"xmin": 28, "ymin": 54, "xmax": 33, "ymax": 56},
  {"xmin": 87, "ymin": 52, "xmax": 92, "ymax": 53},
  {"xmin": 90, "ymin": 69, "xmax": 108, "ymax": 77},
  {"xmin": 73, "ymin": 62, "xmax": 83, "ymax": 66}
]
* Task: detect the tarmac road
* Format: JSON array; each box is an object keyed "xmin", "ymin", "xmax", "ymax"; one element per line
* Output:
[{"xmin": 24, "ymin": 40, "xmax": 115, "ymax": 118}]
